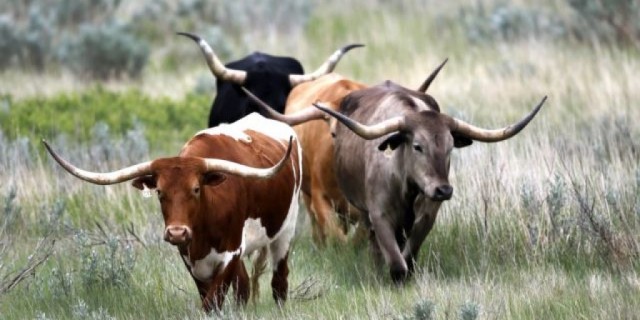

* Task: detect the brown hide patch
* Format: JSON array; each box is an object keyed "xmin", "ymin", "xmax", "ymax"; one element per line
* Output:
[
  {"xmin": 284, "ymin": 74, "xmax": 366, "ymax": 242},
  {"xmin": 285, "ymin": 73, "xmax": 366, "ymax": 197}
]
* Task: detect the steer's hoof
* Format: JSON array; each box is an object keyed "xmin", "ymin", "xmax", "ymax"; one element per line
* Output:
[
  {"xmin": 390, "ymin": 264, "xmax": 409, "ymax": 284},
  {"xmin": 390, "ymin": 269, "xmax": 409, "ymax": 284}
]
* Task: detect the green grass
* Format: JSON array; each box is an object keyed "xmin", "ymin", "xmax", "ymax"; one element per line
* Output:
[
  {"xmin": 0, "ymin": 87, "xmax": 210, "ymax": 152},
  {"xmin": 1, "ymin": 171, "xmax": 637, "ymax": 319},
  {"xmin": 1, "ymin": 0, "xmax": 640, "ymax": 319}
]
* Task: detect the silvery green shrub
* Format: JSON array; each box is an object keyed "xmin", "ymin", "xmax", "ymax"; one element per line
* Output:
[
  {"xmin": 459, "ymin": 301, "xmax": 480, "ymax": 320},
  {"xmin": 58, "ymin": 23, "xmax": 149, "ymax": 79},
  {"xmin": 458, "ymin": 3, "xmax": 566, "ymax": 44},
  {"xmin": 21, "ymin": 6, "xmax": 54, "ymax": 71},
  {"xmin": 0, "ymin": 16, "xmax": 19, "ymax": 70},
  {"xmin": 568, "ymin": 0, "xmax": 640, "ymax": 47}
]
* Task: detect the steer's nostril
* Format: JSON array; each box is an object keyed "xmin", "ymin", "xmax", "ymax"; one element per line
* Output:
[{"xmin": 434, "ymin": 185, "xmax": 453, "ymax": 200}]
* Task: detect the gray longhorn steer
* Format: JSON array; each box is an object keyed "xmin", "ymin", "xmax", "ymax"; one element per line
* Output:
[{"xmin": 315, "ymin": 82, "xmax": 546, "ymax": 282}]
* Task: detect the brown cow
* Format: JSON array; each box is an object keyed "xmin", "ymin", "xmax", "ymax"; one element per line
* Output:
[
  {"xmin": 250, "ymin": 73, "xmax": 366, "ymax": 244},
  {"xmin": 43, "ymin": 113, "xmax": 303, "ymax": 312},
  {"xmin": 314, "ymin": 79, "xmax": 546, "ymax": 282},
  {"xmin": 242, "ymin": 60, "xmax": 448, "ymax": 245}
]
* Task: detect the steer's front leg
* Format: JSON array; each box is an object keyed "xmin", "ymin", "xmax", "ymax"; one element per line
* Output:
[
  {"xmin": 369, "ymin": 210, "xmax": 407, "ymax": 283},
  {"xmin": 202, "ymin": 272, "xmax": 230, "ymax": 313},
  {"xmin": 271, "ymin": 252, "xmax": 289, "ymax": 304},
  {"xmin": 202, "ymin": 257, "xmax": 244, "ymax": 313},
  {"xmin": 232, "ymin": 257, "xmax": 249, "ymax": 306},
  {"xmin": 402, "ymin": 196, "xmax": 441, "ymax": 275},
  {"xmin": 179, "ymin": 249, "xmax": 210, "ymax": 303}
]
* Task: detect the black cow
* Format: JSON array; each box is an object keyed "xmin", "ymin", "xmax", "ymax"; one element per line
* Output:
[{"xmin": 178, "ymin": 32, "xmax": 362, "ymax": 127}]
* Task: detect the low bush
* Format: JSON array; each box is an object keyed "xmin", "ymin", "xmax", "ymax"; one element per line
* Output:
[
  {"xmin": 58, "ymin": 23, "xmax": 149, "ymax": 79},
  {"xmin": 0, "ymin": 0, "xmax": 316, "ymax": 75},
  {"xmin": 458, "ymin": 3, "xmax": 566, "ymax": 44},
  {"xmin": 75, "ymin": 229, "xmax": 137, "ymax": 289},
  {"xmin": 453, "ymin": 1, "xmax": 640, "ymax": 49},
  {"xmin": 0, "ymin": 88, "xmax": 210, "ymax": 151},
  {"xmin": 0, "ymin": 0, "xmax": 150, "ymax": 77},
  {"xmin": 0, "ymin": 16, "xmax": 20, "ymax": 69},
  {"xmin": 568, "ymin": 0, "xmax": 640, "ymax": 48}
]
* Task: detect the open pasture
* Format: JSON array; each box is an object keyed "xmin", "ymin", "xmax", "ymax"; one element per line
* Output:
[{"xmin": 1, "ymin": 0, "xmax": 639, "ymax": 318}]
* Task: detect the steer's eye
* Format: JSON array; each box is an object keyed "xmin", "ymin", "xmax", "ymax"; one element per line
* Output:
[
  {"xmin": 193, "ymin": 187, "xmax": 200, "ymax": 196},
  {"xmin": 413, "ymin": 143, "xmax": 423, "ymax": 153}
]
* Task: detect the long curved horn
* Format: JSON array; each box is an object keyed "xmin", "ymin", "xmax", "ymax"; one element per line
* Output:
[
  {"xmin": 449, "ymin": 96, "xmax": 547, "ymax": 142},
  {"xmin": 241, "ymin": 87, "xmax": 327, "ymax": 125},
  {"xmin": 177, "ymin": 32, "xmax": 247, "ymax": 84},
  {"xmin": 289, "ymin": 44, "xmax": 365, "ymax": 86},
  {"xmin": 417, "ymin": 58, "xmax": 448, "ymax": 92},
  {"xmin": 43, "ymin": 140, "xmax": 152, "ymax": 185},
  {"xmin": 313, "ymin": 103, "xmax": 405, "ymax": 139},
  {"xmin": 203, "ymin": 136, "xmax": 294, "ymax": 178}
]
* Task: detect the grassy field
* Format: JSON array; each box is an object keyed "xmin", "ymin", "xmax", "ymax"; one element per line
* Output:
[{"xmin": 1, "ymin": 0, "xmax": 639, "ymax": 319}]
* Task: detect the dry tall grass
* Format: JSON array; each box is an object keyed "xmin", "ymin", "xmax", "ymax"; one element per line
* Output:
[{"xmin": 1, "ymin": 0, "xmax": 638, "ymax": 319}]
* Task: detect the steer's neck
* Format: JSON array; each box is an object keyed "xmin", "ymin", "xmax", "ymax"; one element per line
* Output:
[{"xmin": 198, "ymin": 188, "xmax": 246, "ymax": 252}]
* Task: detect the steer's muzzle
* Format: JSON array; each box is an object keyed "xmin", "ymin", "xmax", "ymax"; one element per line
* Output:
[
  {"xmin": 164, "ymin": 225, "xmax": 192, "ymax": 245},
  {"xmin": 432, "ymin": 184, "xmax": 453, "ymax": 201}
]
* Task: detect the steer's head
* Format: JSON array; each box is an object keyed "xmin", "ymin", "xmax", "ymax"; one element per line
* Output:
[
  {"xmin": 315, "ymin": 95, "xmax": 546, "ymax": 202},
  {"xmin": 130, "ymin": 158, "xmax": 227, "ymax": 245},
  {"xmin": 42, "ymin": 137, "xmax": 293, "ymax": 246},
  {"xmin": 379, "ymin": 110, "xmax": 468, "ymax": 200}
]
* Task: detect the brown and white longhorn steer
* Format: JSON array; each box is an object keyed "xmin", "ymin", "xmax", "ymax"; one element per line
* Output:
[{"xmin": 43, "ymin": 113, "xmax": 302, "ymax": 312}]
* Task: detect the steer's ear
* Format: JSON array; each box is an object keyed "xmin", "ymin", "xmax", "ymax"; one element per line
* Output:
[
  {"xmin": 452, "ymin": 133, "xmax": 473, "ymax": 148},
  {"xmin": 377, "ymin": 133, "xmax": 407, "ymax": 151},
  {"xmin": 203, "ymin": 172, "xmax": 227, "ymax": 187},
  {"xmin": 132, "ymin": 175, "xmax": 157, "ymax": 190}
]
